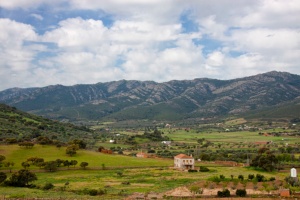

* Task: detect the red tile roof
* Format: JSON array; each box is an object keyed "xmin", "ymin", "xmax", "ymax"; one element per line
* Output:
[{"xmin": 175, "ymin": 154, "xmax": 193, "ymax": 159}]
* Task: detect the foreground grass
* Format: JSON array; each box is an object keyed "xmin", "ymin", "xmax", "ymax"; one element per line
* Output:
[{"xmin": 0, "ymin": 164, "xmax": 289, "ymax": 199}]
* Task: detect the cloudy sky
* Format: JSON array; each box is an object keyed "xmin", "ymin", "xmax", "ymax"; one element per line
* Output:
[{"xmin": 0, "ymin": 0, "xmax": 299, "ymax": 91}]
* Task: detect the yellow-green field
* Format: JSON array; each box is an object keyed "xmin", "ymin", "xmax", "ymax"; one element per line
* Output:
[
  {"xmin": 0, "ymin": 144, "xmax": 292, "ymax": 199},
  {"xmin": 0, "ymin": 145, "xmax": 172, "ymax": 169}
]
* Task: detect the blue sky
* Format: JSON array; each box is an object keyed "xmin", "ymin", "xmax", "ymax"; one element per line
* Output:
[{"xmin": 0, "ymin": 0, "xmax": 299, "ymax": 90}]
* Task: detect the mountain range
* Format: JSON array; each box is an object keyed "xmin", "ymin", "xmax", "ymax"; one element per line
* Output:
[{"xmin": 1, "ymin": 71, "xmax": 300, "ymax": 122}]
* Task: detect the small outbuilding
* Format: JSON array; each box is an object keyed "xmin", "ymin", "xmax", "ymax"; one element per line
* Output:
[
  {"xmin": 174, "ymin": 154, "xmax": 194, "ymax": 170},
  {"xmin": 136, "ymin": 152, "xmax": 148, "ymax": 158}
]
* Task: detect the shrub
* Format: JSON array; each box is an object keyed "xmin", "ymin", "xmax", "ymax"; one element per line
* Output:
[
  {"xmin": 199, "ymin": 166, "xmax": 209, "ymax": 172},
  {"xmin": 4, "ymin": 169, "xmax": 37, "ymax": 187},
  {"xmin": 0, "ymin": 172, "xmax": 7, "ymax": 183},
  {"xmin": 89, "ymin": 189, "xmax": 98, "ymax": 196},
  {"xmin": 121, "ymin": 181, "xmax": 130, "ymax": 185},
  {"xmin": 236, "ymin": 189, "xmax": 247, "ymax": 197},
  {"xmin": 269, "ymin": 177, "xmax": 276, "ymax": 181},
  {"xmin": 256, "ymin": 174, "xmax": 265, "ymax": 182},
  {"xmin": 211, "ymin": 176, "xmax": 221, "ymax": 183},
  {"xmin": 188, "ymin": 169, "xmax": 198, "ymax": 172},
  {"xmin": 248, "ymin": 174, "xmax": 255, "ymax": 180},
  {"xmin": 189, "ymin": 185, "xmax": 203, "ymax": 194},
  {"xmin": 238, "ymin": 175, "xmax": 244, "ymax": 181},
  {"xmin": 217, "ymin": 189, "xmax": 230, "ymax": 197},
  {"xmin": 43, "ymin": 183, "xmax": 54, "ymax": 190},
  {"xmin": 220, "ymin": 175, "xmax": 225, "ymax": 180},
  {"xmin": 98, "ymin": 189, "xmax": 107, "ymax": 195}
]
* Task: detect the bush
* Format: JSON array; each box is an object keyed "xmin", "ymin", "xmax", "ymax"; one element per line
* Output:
[
  {"xmin": 121, "ymin": 181, "xmax": 130, "ymax": 185},
  {"xmin": 98, "ymin": 189, "xmax": 107, "ymax": 195},
  {"xmin": 217, "ymin": 189, "xmax": 230, "ymax": 197},
  {"xmin": 43, "ymin": 183, "xmax": 54, "ymax": 190},
  {"xmin": 89, "ymin": 189, "xmax": 98, "ymax": 196},
  {"xmin": 0, "ymin": 172, "xmax": 7, "ymax": 183},
  {"xmin": 269, "ymin": 177, "xmax": 276, "ymax": 181},
  {"xmin": 248, "ymin": 174, "xmax": 254, "ymax": 180},
  {"xmin": 220, "ymin": 175, "xmax": 225, "ymax": 180},
  {"xmin": 189, "ymin": 185, "xmax": 203, "ymax": 194},
  {"xmin": 199, "ymin": 166, "xmax": 209, "ymax": 172},
  {"xmin": 4, "ymin": 169, "xmax": 37, "ymax": 187},
  {"xmin": 256, "ymin": 174, "xmax": 265, "ymax": 182},
  {"xmin": 188, "ymin": 169, "xmax": 198, "ymax": 172},
  {"xmin": 236, "ymin": 189, "xmax": 247, "ymax": 197},
  {"xmin": 211, "ymin": 176, "xmax": 221, "ymax": 183},
  {"xmin": 238, "ymin": 175, "xmax": 244, "ymax": 181}
]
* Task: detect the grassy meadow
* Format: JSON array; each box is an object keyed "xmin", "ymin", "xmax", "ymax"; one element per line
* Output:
[
  {"xmin": 0, "ymin": 143, "xmax": 290, "ymax": 199},
  {"xmin": 1, "ymin": 121, "xmax": 300, "ymax": 199},
  {"xmin": 0, "ymin": 145, "xmax": 172, "ymax": 169}
]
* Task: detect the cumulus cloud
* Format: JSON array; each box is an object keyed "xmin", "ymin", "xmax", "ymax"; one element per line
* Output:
[
  {"xmin": 0, "ymin": 0, "xmax": 299, "ymax": 90},
  {"xmin": 0, "ymin": 19, "xmax": 40, "ymax": 89}
]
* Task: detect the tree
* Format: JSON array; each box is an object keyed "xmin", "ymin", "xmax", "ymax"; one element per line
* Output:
[
  {"xmin": 251, "ymin": 148, "xmax": 278, "ymax": 171},
  {"xmin": 66, "ymin": 144, "xmax": 79, "ymax": 156},
  {"xmin": 217, "ymin": 189, "xmax": 230, "ymax": 197},
  {"xmin": 248, "ymin": 174, "xmax": 255, "ymax": 180},
  {"xmin": 44, "ymin": 161, "xmax": 58, "ymax": 172},
  {"xmin": 238, "ymin": 175, "xmax": 244, "ymax": 181},
  {"xmin": 80, "ymin": 162, "xmax": 89, "ymax": 169},
  {"xmin": 236, "ymin": 189, "xmax": 247, "ymax": 197},
  {"xmin": 256, "ymin": 174, "xmax": 265, "ymax": 182},
  {"xmin": 0, "ymin": 155, "xmax": 5, "ymax": 163},
  {"xmin": 70, "ymin": 160, "xmax": 78, "ymax": 168},
  {"xmin": 21, "ymin": 162, "xmax": 30, "ymax": 169},
  {"xmin": 63, "ymin": 160, "xmax": 71, "ymax": 168},
  {"xmin": 18, "ymin": 142, "xmax": 34, "ymax": 149},
  {"xmin": 4, "ymin": 161, "xmax": 14, "ymax": 173},
  {"xmin": 5, "ymin": 169, "xmax": 37, "ymax": 187},
  {"xmin": 69, "ymin": 139, "xmax": 86, "ymax": 149},
  {"xmin": 56, "ymin": 159, "xmax": 64, "ymax": 167},
  {"xmin": 0, "ymin": 172, "xmax": 7, "ymax": 183}
]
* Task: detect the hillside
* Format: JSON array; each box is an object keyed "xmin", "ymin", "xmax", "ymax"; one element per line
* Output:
[
  {"xmin": 0, "ymin": 71, "xmax": 300, "ymax": 122},
  {"xmin": 0, "ymin": 103, "xmax": 94, "ymax": 145}
]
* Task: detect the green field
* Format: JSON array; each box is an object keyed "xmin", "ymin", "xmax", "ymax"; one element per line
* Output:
[
  {"xmin": 1, "ymin": 111, "xmax": 300, "ymax": 199},
  {"xmin": 0, "ymin": 145, "xmax": 172, "ymax": 169},
  {"xmin": 0, "ymin": 144, "xmax": 293, "ymax": 199},
  {"xmin": 0, "ymin": 146, "xmax": 288, "ymax": 199}
]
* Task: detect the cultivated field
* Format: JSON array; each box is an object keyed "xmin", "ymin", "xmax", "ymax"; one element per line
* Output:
[{"xmin": 0, "ymin": 119, "xmax": 300, "ymax": 199}]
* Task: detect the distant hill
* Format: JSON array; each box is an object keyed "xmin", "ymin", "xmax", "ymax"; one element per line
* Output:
[
  {"xmin": 0, "ymin": 103, "xmax": 94, "ymax": 144},
  {"xmin": 0, "ymin": 71, "xmax": 300, "ymax": 122}
]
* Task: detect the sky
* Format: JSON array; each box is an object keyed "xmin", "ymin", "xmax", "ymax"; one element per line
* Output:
[{"xmin": 0, "ymin": 0, "xmax": 299, "ymax": 91}]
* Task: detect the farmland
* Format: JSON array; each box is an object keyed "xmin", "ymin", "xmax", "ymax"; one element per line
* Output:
[
  {"xmin": 1, "ymin": 120, "xmax": 300, "ymax": 199},
  {"xmin": 0, "ymin": 144, "xmax": 292, "ymax": 199},
  {"xmin": 1, "ymin": 104, "xmax": 300, "ymax": 198}
]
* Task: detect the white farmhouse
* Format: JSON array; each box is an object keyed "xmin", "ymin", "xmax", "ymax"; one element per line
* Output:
[{"xmin": 174, "ymin": 154, "xmax": 194, "ymax": 170}]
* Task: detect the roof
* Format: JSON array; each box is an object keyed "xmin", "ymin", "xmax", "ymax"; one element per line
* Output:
[{"xmin": 174, "ymin": 154, "xmax": 193, "ymax": 159}]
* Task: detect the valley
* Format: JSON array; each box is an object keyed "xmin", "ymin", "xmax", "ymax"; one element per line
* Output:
[
  {"xmin": 0, "ymin": 103, "xmax": 300, "ymax": 199},
  {"xmin": 0, "ymin": 71, "xmax": 300, "ymax": 199}
]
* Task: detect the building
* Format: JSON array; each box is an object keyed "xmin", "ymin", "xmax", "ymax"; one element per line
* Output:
[
  {"xmin": 174, "ymin": 154, "xmax": 194, "ymax": 170},
  {"xmin": 136, "ymin": 152, "xmax": 148, "ymax": 158},
  {"xmin": 161, "ymin": 141, "xmax": 171, "ymax": 146}
]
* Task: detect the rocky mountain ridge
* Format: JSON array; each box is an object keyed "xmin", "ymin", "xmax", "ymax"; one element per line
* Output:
[{"xmin": 1, "ymin": 71, "xmax": 300, "ymax": 121}]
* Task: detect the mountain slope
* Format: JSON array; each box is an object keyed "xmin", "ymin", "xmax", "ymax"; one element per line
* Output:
[
  {"xmin": 0, "ymin": 103, "xmax": 94, "ymax": 144},
  {"xmin": 0, "ymin": 71, "xmax": 300, "ymax": 121}
]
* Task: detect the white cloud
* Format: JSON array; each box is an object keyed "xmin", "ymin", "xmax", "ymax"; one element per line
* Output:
[
  {"xmin": 0, "ymin": 0, "xmax": 300, "ymax": 90},
  {"xmin": 43, "ymin": 18, "xmax": 108, "ymax": 49},
  {"xmin": 0, "ymin": 19, "xmax": 39, "ymax": 89},
  {"xmin": 30, "ymin": 14, "xmax": 43, "ymax": 21}
]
